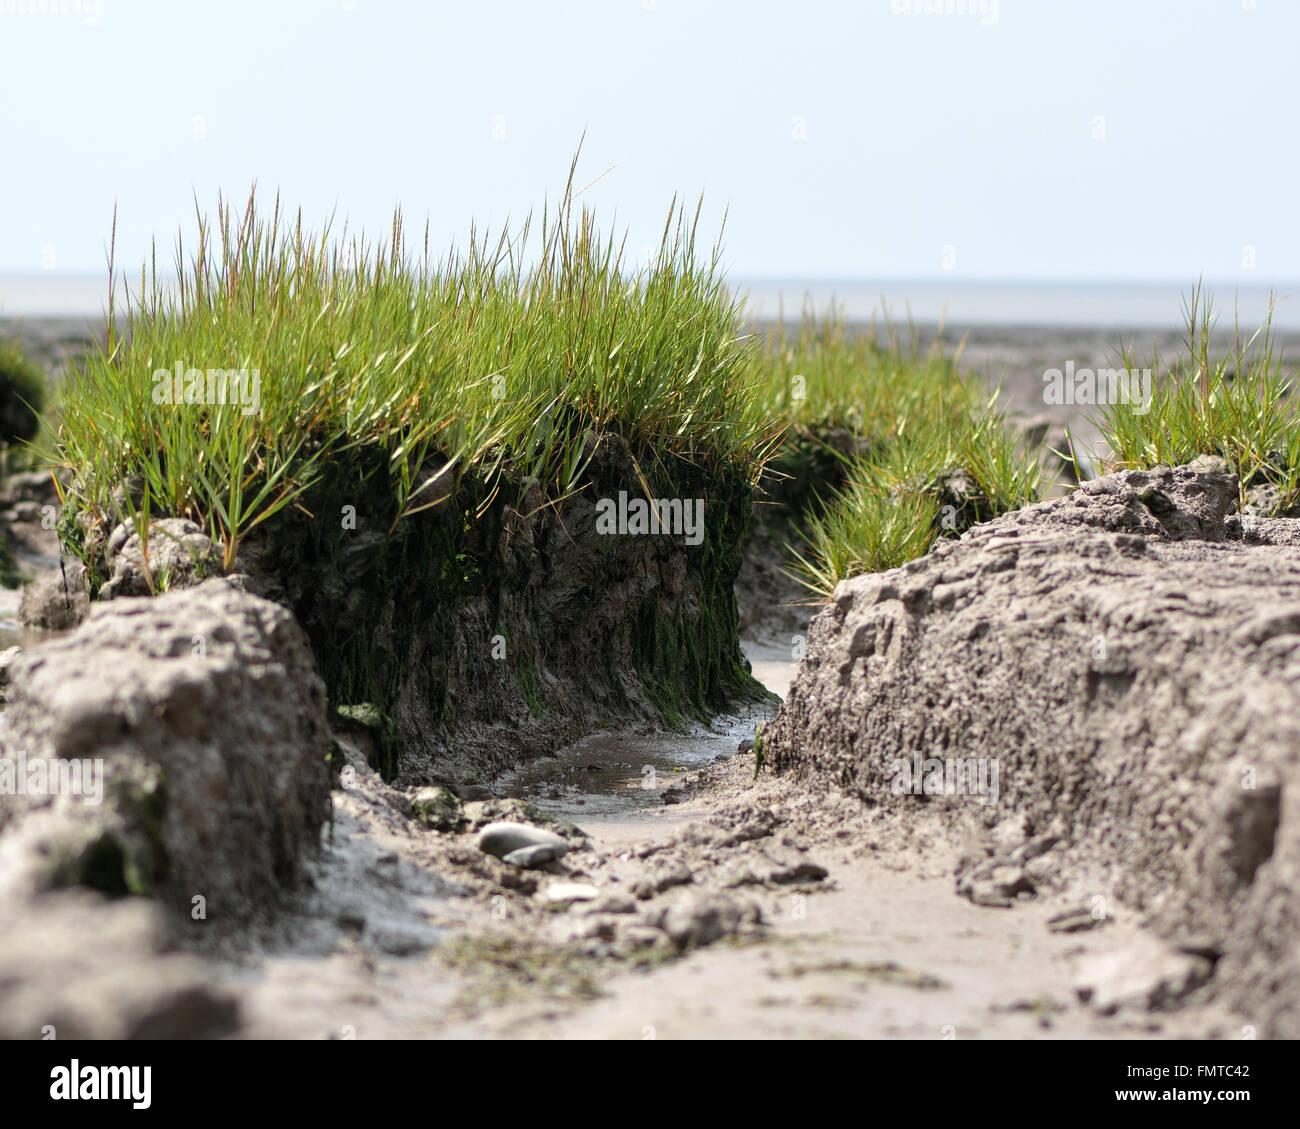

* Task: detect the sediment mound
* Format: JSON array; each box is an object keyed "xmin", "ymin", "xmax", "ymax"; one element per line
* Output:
[
  {"xmin": 765, "ymin": 464, "xmax": 1300, "ymax": 1036},
  {"xmin": 0, "ymin": 579, "xmax": 331, "ymax": 920}
]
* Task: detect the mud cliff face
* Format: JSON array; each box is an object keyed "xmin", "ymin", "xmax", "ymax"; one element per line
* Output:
[
  {"xmin": 231, "ymin": 436, "xmax": 766, "ymax": 785},
  {"xmin": 765, "ymin": 465, "xmax": 1300, "ymax": 1036}
]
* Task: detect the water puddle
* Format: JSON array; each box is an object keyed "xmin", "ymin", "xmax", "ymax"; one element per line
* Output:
[
  {"xmin": 499, "ymin": 644, "xmax": 798, "ymax": 821},
  {"xmin": 497, "ymin": 709, "xmax": 768, "ymax": 819}
]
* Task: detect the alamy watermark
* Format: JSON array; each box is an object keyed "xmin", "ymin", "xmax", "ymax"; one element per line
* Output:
[
  {"xmin": 0, "ymin": 0, "xmax": 102, "ymax": 24},
  {"xmin": 595, "ymin": 491, "xmax": 705, "ymax": 547},
  {"xmin": 890, "ymin": 753, "xmax": 1000, "ymax": 805},
  {"xmin": 50, "ymin": 1060, "xmax": 150, "ymax": 1110},
  {"xmin": 1043, "ymin": 362, "xmax": 1151, "ymax": 414},
  {"xmin": 0, "ymin": 749, "xmax": 104, "ymax": 805},
  {"xmin": 890, "ymin": 0, "xmax": 999, "ymax": 26},
  {"xmin": 152, "ymin": 362, "xmax": 261, "ymax": 415}
]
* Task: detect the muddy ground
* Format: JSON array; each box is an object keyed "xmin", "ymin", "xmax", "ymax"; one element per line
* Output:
[{"xmin": 155, "ymin": 641, "xmax": 1241, "ymax": 1041}]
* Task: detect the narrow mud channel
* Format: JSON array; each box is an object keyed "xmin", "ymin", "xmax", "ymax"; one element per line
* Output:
[{"xmin": 196, "ymin": 638, "xmax": 1239, "ymax": 1041}]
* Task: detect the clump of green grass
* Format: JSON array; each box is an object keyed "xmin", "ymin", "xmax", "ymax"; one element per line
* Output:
[
  {"xmin": 0, "ymin": 333, "xmax": 45, "ymax": 445},
  {"xmin": 791, "ymin": 464, "xmax": 942, "ymax": 592},
  {"xmin": 789, "ymin": 405, "xmax": 1040, "ymax": 596},
  {"xmin": 764, "ymin": 311, "xmax": 1041, "ymax": 596},
  {"xmin": 754, "ymin": 304, "xmax": 967, "ymax": 439},
  {"xmin": 54, "ymin": 159, "xmax": 777, "ymax": 571},
  {"xmin": 1095, "ymin": 284, "xmax": 1300, "ymax": 511},
  {"xmin": 749, "ymin": 308, "xmax": 980, "ymax": 516}
]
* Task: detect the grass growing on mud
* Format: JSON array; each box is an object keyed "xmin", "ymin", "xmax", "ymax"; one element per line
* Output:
[
  {"xmin": 765, "ymin": 313, "xmax": 1042, "ymax": 596},
  {"xmin": 789, "ymin": 288, "xmax": 1300, "ymax": 599},
  {"xmin": 1095, "ymin": 286, "xmax": 1300, "ymax": 512},
  {"xmin": 46, "ymin": 167, "xmax": 1050, "ymax": 650},
  {"xmin": 755, "ymin": 308, "xmax": 965, "ymax": 442},
  {"xmin": 54, "ymin": 165, "xmax": 776, "ymax": 571}
]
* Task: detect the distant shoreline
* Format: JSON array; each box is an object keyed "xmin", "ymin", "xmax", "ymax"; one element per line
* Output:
[{"xmin": 4, "ymin": 274, "xmax": 1300, "ymax": 330}]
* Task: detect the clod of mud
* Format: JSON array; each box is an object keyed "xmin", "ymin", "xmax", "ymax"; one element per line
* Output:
[
  {"xmin": 98, "ymin": 518, "xmax": 222, "ymax": 600},
  {"xmin": 19, "ymin": 560, "xmax": 89, "ymax": 630},
  {"xmin": 0, "ymin": 578, "xmax": 330, "ymax": 919},
  {"xmin": 649, "ymin": 892, "xmax": 764, "ymax": 953},
  {"xmin": 0, "ymin": 889, "xmax": 240, "ymax": 1040},
  {"xmin": 766, "ymin": 463, "xmax": 1300, "ymax": 1036},
  {"xmin": 410, "ymin": 785, "xmax": 464, "ymax": 832}
]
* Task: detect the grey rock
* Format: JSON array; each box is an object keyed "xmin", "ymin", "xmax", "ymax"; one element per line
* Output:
[
  {"xmin": 502, "ymin": 843, "xmax": 566, "ymax": 868},
  {"xmin": 476, "ymin": 821, "xmax": 569, "ymax": 864},
  {"xmin": 765, "ymin": 463, "xmax": 1300, "ymax": 1035},
  {"xmin": 0, "ymin": 579, "xmax": 331, "ymax": 919},
  {"xmin": 100, "ymin": 518, "xmax": 222, "ymax": 600}
]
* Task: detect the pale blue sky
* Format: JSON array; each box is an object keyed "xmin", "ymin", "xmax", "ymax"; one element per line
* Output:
[{"xmin": 1, "ymin": 0, "xmax": 1297, "ymax": 285}]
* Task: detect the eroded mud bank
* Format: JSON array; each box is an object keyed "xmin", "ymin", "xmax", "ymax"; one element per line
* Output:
[
  {"xmin": 765, "ymin": 464, "xmax": 1300, "ymax": 1037},
  {"xmin": 54, "ymin": 434, "xmax": 771, "ymax": 785}
]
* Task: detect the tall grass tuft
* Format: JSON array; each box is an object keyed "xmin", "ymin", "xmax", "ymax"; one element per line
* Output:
[
  {"xmin": 55, "ymin": 163, "xmax": 777, "ymax": 572},
  {"xmin": 1096, "ymin": 283, "xmax": 1300, "ymax": 510},
  {"xmin": 752, "ymin": 304, "xmax": 971, "ymax": 453},
  {"xmin": 757, "ymin": 308, "xmax": 1041, "ymax": 597}
]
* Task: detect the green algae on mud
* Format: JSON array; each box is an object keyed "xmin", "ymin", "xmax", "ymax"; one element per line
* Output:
[
  {"xmin": 438, "ymin": 935, "xmax": 606, "ymax": 1016},
  {"xmin": 236, "ymin": 437, "xmax": 771, "ymax": 781},
  {"xmin": 52, "ymin": 429, "xmax": 770, "ymax": 783}
]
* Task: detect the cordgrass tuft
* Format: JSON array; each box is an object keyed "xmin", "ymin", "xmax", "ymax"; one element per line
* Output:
[
  {"xmin": 55, "ymin": 160, "xmax": 778, "ymax": 571},
  {"xmin": 771, "ymin": 311, "xmax": 1042, "ymax": 596},
  {"xmin": 1094, "ymin": 283, "xmax": 1300, "ymax": 511}
]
